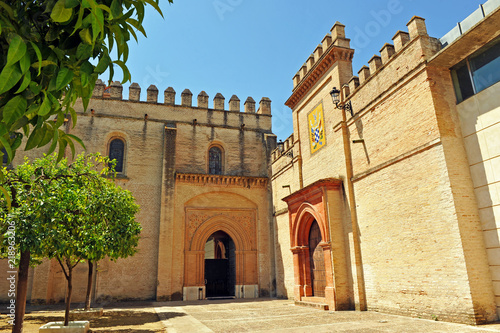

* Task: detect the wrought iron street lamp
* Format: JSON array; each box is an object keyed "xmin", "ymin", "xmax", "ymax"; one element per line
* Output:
[{"xmin": 330, "ymin": 87, "xmax": 354, "ymax": 117}]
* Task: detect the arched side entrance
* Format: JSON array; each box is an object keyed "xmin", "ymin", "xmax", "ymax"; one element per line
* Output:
[
  {"xmin": 283, "ymin": 178, "xmax": 352, "ymax": 311},
  {"xmin": 183, "ymin": 209, "xmax": 258, "ymax": 301},
  {"xmin": 290, "ymin": 204, "xmax": 334, "ymax": 303}
]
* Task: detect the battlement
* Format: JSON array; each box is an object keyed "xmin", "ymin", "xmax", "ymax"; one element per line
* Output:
[
  {"xmin": 347, "ymin": 16, "xmax": 441, "ymax": 96},
  {"xmin": 292, "ymin": 22, "xmax": 353, "ymax": 90},
  {"xmin": 287, "ymin": 16, "xmax": 442, "ymax": 111},
  {"xmin": 287, "ymin": 22, "xmax": 354, "ymax": 109},
  {"xmin": 271, "ymin": 134, "xmax": 294, "ymax": 163},
  {"xmin": 92, "ymin": 80, "xmax": 272, "ymax": 116}
]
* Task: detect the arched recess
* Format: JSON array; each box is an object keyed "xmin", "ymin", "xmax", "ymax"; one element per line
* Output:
[
  {"xmin": 206, "ymin": 140, "xmax": 226, "ymax": 175},
  {"xmin": 190, "ymin": 217, "xmax": 252, "ymax": 252},
  {"xmin": 290, "ymin": 202, "xmax": 333, "ymax": 302},
  {"xmin": 105, "ymin": 131, "xmax": 130, "ymax": 174},
  {"xmin": 183, "ymin": 195, "xmax": 258, "ymax": 300},
  {"xmin": 283, "ymin": 178, "xmax": 350, "ymax": 310},
  {"xmin": 292, "ymin": 203, "xmax": 328, "ymax": 248}
]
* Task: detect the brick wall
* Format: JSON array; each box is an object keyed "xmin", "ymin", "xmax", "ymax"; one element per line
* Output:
[
  {"xmin": 272, "ymin": 15, "xmax": 497, "ymax": 324},
  {"xmin": 0, "ymin": 91, "xmax": 275, "ymax": 304}
]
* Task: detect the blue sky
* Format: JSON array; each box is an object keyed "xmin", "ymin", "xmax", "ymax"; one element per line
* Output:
[{"xmin": 109, "ymin": 0, "xmax": 485, "ymax": 141}]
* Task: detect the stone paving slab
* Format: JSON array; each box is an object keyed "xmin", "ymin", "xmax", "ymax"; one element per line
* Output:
[
  {"xmin": 155, "ymin": 306, "xmax": 213, "ymax": 333},
  {"xmin": 154, "ymin": 298, "xmax": 500, "ymax": 333}
]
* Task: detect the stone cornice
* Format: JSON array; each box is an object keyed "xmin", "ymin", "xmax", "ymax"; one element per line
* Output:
[
  {"xmin": 285, "ymin": 45, "xmax": 354, "ymax": 110},
  {"xmin": 176, "ymin": 173, "xmax": 268, "ymax": 188},
  {"xmin": 282, "ymin": 178, "xmax": 343, "ymax": 205}
]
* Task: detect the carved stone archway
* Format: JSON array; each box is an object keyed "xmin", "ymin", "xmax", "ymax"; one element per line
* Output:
[{"xmin": 183, "ymin": 209, "xmax": 258, "ymax": 300}]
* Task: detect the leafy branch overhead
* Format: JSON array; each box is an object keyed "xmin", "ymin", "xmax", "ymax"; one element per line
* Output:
[{"xmin": 0, "ymin": 0, "xmax": 170, "ymax": 163}]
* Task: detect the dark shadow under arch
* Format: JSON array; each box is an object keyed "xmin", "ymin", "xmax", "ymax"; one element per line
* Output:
[{"xmin": 204, "ymin": 231, "xmax": 236, "ymax": 297}]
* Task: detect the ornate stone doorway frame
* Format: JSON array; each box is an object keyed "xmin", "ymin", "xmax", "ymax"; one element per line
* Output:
[
  {"xmin": 183, "ymin": 208, "xmax": 258, "ymax": 301},
  {"xmin": 283, "ymin": 178, "xmax": 352, "ymax": 310}
]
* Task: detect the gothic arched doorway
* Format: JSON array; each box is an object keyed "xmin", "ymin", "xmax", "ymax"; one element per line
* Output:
[
  {"xmin": 309, "ymin": 220, "xmax": 326, "ymax": 297},
  {"xmin": 204, "ymin": 231, "xmax": 236, "ymax": 297},
  {"xmin": 283, "ymin": 179, "xmax": 353, "ymax": 310}
]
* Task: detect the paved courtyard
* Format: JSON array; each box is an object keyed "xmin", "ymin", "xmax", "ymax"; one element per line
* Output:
[
  {"xmin": 155, "ymin": 298, "xmax": 500, "ymax": 333},
  {"xmin": 5, "ymin": 298, "xmax": 500, "ymax": 332}
]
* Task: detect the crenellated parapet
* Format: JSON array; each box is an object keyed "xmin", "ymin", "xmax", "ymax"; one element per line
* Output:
[
  {"xmin": 164, "ymin": 87, "xmax": 176, "ymax": 105},
  {"xmin": 286, "ymin": 16, "xmax": 442, "ymax": 111},
  {"xmin": 229, "ymin": 95, "xmax": 240, "ymax": 112},
  {"xmin": 91, "ymin": 82, "xmax": 271, "ymax": 115},
  {"xmin": 109, "ymin": 81, "xmax": 123, "ymax": 99},
  {"xmin": 214, "ymin": 93, "xmax": 225, "ymax": 110},
  {"xmin": 244, "ymin": 97, "xmax": 256, "ymax": 113},
  {"xmin": 147, "ymin": 85, "xmax": 159, "ymax": 103},
  {"xmin": 181, "ymin": 89, "xmax": 193, "ymax": 106},
  {"xmin": 344, "ymin": 16, "xmax": 441, "ymax": 111},
  {"xmin": 197, "ymin": 91, "xmax": 209, "ymax": 109},
  {"xmin": 286, "ymin": 22, "xmax": 354, "ymax": 109},
  {"xmin": 271, "ymin": 134, "xmax": 295, "ymax": 164},
  {"xmin": 129, "ymin": 82, "xmax": 141, "ymax": 101}
]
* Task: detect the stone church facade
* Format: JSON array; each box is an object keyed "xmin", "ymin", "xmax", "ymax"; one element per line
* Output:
[
  {"xmin": 1, "ymin": 0, "xmax": 500, "ymax": 326},
  {"xmin": 3, "ymin": 83, "xmax": 277, "ymax": 303}
]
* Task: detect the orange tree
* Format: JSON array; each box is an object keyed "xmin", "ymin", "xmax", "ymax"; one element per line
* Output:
[{"xmin": 0, "ymin": 153, "xmax": 141, "ymax": 331}]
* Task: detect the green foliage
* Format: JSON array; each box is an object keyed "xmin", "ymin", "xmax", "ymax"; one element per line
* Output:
[
  {"xmin": 0, "ymin": 153, "xmax": 141, "ymax": 267},
  {"xmin": 0, "ymin": 0, "xmax": 170, "ymax": 164},
  {"xmin": 0, "ymin": 153, "xmax": 141, "ymax": 327}
]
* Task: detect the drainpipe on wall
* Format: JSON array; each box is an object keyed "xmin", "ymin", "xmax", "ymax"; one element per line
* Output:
[{"xmin": 340, "ymin": 87, "xmax": 367, "ymax": 311}]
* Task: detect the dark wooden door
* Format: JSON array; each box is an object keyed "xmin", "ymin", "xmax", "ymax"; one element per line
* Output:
[
  {"xmin": 205, "ymin": 259, "xmax": 229, "ymax": 297},
  {"xmin": 309, "ymin": 221, "xmax": 326, "ymax": 297}
]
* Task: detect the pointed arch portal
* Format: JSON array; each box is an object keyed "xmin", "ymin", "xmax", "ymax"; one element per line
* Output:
[
  {"xmin": 283, "ymin": 178, "xmax": 352, "ymax": 311},
  {"xmin": 183, "ymin": 207, "xmax": 258, "ymax": 301},
  {"xmin": 204, "ymin": 231, "xmax": 236, "ymax": 297}
]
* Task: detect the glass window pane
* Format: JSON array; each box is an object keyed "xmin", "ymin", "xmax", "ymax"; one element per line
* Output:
[
  {"xmin": 209, "ymin": 147, "xmax": 222, "ymax": 175},
  {"xmin": 452, "ymin": 62, "xmax": 475, "ymax": 103},
  {"xmin": 109, "ymin": 139, "xmax": 124, "ymax": 173},
  {"xmin": 470, "ymin": 39, "xmax": 500, "ymax": 93}
]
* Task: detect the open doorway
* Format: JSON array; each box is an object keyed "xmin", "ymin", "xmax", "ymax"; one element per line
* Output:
[{"xmin": 204, "ymin": 231, "xmax": 236, "ymax": 298}]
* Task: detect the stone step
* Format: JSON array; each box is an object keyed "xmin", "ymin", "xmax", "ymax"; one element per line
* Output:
[
  {"xmin": 206, "ymin": 296, "xmax": 236, "ymax": 300},
  {"xmin": 301, "ymin": 296, "xmax": 326, "ymax": 304},
  {"xmin": 295, "ymin": 300, "xmax": 329, "ymax": 311}
]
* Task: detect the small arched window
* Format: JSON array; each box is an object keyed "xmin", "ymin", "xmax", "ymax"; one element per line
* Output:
[
  {"xmin": 109, "ymin": 138, "xmax": 125, "ymax": 173},
  {"xmin": 209, "ymin": 146, "xmax": 222, "ymax": 175}
]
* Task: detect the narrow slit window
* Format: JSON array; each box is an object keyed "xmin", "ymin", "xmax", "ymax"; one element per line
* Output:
[
  {"xmin": 109, "ymin": 139, "xmax": 125, "ymax": 173},
  {"xmin": 209, "ymin": 147, "xmax": 222, "ymax": 175}
]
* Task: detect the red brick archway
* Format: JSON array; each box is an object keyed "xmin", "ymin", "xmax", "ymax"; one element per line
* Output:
[
  {"xmin": 289, "ymin": 202, "xmax": 334, "ymax": 304},
  {"xmin": 283, "ymin": 178, "xmax": 351, "ymax": 310}
]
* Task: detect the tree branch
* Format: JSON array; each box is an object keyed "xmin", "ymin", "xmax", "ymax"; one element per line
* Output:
[{"xmin": 55, "ymin": 256, "xmax": 69, "ymax": 280}]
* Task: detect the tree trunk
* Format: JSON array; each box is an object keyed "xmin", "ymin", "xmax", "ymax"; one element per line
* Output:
[
  {"xmin": 64, "ymin": 264, "xmax": 73, "ymax": 326},
  {"xmin": 12, "ymin": 250, "xmax": 30, "ymax": 333},
  {"xmin": 84, "ymin": 261, "xmax": 93, "ymax": 311}
]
